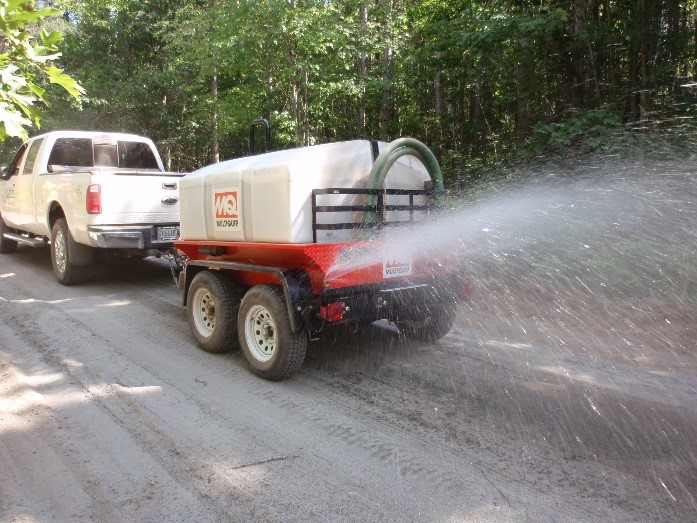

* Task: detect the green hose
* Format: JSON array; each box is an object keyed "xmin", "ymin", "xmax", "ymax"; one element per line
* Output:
[{"xmin": 364, "ymin": 137, "xmax": 443, "ymax": 224}]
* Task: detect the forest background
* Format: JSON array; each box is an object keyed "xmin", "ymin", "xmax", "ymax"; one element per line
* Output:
[{"xmin": 2, "ymin": 0, "xmax": 697, "ymax": 184}]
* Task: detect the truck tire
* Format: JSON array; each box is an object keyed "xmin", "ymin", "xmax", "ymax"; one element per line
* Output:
[
  {"xmin": 187, "ymin": 270, "xmax": 241, "ymax": 353},
  {"xmin": 0, "ymin": 216, "xmax": 18, "ymax": 254},
  {"xmin": 51, "ymin": 218, "xmax": 90, "ymax": 285},
  {"xmin": 399, "ymin": 302, "xmax": 457, "ymax": 342},
  {"xmin": 238, "ymin": 285, "xmax": 307, "ymax": 380}
]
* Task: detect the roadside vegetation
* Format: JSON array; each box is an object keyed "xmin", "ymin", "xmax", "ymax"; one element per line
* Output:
[
  {"xmin": 2, "ymin": 2, "xmax": 694, "ymax": 302},
  {"xmin": 0, "ymin": 1, "xmax": 83, "ymax": 142},
  {"xmin": 1, "ymin": 0, "xmax": 695, "ymax": 180}
]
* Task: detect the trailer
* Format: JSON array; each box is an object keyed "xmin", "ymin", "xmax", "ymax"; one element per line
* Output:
[{"xmin": 175, "ymin": 135, "xmax": 467, "ymax": 380}]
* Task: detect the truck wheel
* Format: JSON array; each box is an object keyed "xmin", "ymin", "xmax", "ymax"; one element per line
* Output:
[
  {"xmin": 0, "ymin": 216, "xmax": 17, "ymax": 254},
  {"xmin": 238, "ymin": 285, "xmax": 307, "ymax": 380},
  {"xmin": 399, "ymin": 302, "xmax": 457, "ymax": 342},
  {"xmin": 187, "ymin": 270, "xmax": 241, "ymax": 353},
  {"xmin": 51, "ymin": 218, "xmax": 89, "ymax": 285}
]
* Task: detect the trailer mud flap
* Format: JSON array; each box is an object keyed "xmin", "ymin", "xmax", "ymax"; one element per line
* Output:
[{"xmin": 279, "ymin": 268, "xmax": 316, "ymax": 333}]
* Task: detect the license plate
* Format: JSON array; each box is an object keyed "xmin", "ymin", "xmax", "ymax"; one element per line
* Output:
[{"xmin": 157, "ymin": 226, "xmax": 179, "ymax": 241}]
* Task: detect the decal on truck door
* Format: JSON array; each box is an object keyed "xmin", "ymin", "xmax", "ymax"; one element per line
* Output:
[{"xmin": 213, "ymin": 189, "xmax": 242, "ymax": 231}]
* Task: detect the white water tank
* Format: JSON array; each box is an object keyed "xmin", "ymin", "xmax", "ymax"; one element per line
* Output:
[{"xmin": 179, "ymin": 140, "xmax": 430, "ymax": 244}]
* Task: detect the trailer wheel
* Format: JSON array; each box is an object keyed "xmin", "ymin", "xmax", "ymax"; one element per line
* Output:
[
  {"xmin": 238, "ymin": 285, "xmax": 307, "ymax": 380},
  {"xmin": 399, "ymin": 302, "xmax": 457, "ymax": 342},
  {"xmin": 187, "ymin": 271, "xmax": 241, "ymax": 353},
  {"xmin": 0, "ymin": 216, "xmax": 17, "ymax": 254},
  {"xmin": 51, "ymin": 218, "xmax": 89, "ymax": 285}
]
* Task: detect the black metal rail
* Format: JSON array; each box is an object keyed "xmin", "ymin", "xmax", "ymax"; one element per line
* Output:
[{"xmin": 311, "ymin": 187, "xmax": 443, "ymax": 243}]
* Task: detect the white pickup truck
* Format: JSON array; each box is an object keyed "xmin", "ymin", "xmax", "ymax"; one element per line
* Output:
[{"xmin": 0, "ymin": 130, "xmax": 184, "ymax": 285}]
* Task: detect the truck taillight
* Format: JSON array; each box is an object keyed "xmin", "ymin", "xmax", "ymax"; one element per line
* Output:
[{"xmin": 86, "ymin": 184, "xmax": 101, "ymax": 214}]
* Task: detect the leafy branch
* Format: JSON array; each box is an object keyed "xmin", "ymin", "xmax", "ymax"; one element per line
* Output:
[{"xmin": 0, "ymin": 0, "xmax": 84, "ymax": 141}]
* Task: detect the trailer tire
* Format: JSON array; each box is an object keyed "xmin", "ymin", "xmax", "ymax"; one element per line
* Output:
[
  {"xmin": 51, "ymin": 218, "xmax": 89, "ymax": 285},
  {"xmin": 238, "ymin": 285, "xmax": 307, "ymax": 380},
  {"xmin": 399, "ymin": 302, "xmax": 457, "ymax": 342},
  {"xmin": 0, "ymin": 215, "xmax": 18, "ymax": 254},
  {"xmin": 187, "ymin": 270, "xmax": 241, "ymax": 353}
]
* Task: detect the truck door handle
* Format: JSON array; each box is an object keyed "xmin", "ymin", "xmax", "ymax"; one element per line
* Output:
[
  {"xmin": 162, "ymin": 182, "xmax": 177, "ymax": 190},
  {"xmin": 161, "ymin": 197, "xmax": 179, "ymax": 205}
]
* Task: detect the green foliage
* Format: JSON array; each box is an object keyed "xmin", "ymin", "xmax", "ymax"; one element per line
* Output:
[
  {"xmin": 527, "ymin": 106, "xmax": 625, "ymax": 154},
  {"xmin": 35, "ymin": 0, "xmax": 697, "ymax": 175},
  {"xmin": 0, "ymin": 0, "xmax": 84, "ymax": 141}
]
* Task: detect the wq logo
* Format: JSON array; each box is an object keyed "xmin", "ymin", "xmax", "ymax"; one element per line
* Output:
[
  {"xmin": 214, "ymin": 191, "xmax": 239, "ymax": 218},
  {"xmin": 213, "ymin": 189, "xmax": 241, "ymax": 230}
]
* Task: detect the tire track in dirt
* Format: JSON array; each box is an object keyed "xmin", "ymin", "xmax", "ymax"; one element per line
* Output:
[
  {"xmin": 0, "ymin": 301, "xmax": 273, "ymax": 521},
  {"xmin": 43, "ymin": 279, "xmax": 687, "ymax": 520},
  {"xmin": 2, "ymin": 251, "xmax": 694, "ymax": 520},
  {"xmin": 0, "ymin": 319, "xmax": 225, "ymax": 521},
  {"xmin": 2, "ymin": 293, "xmax": 442, "ymax": 520},
  {"xmin": 1, "ymin": 296, "xmax": 504, "ymax": 520},
  {"xmin": 301, "ymin": 325, "xmax": 695, "ymax": 520}
]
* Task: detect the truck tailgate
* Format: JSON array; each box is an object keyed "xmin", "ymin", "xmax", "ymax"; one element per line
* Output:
[{"xmin": 94, "ymin": 171, "xmax": 182, "ymax": 225}]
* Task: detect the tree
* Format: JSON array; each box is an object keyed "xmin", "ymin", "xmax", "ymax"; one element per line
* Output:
[
  {"xmin": 0, "ymin": 0, "xmax": 83, "ymax": 141},
  {"xmin": 37, "ymin": 0, "xmax": 697, "ymax": 176}
]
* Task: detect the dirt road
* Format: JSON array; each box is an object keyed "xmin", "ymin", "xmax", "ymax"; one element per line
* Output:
[{"xmin": 1, "ymin": 248, "xmax": 695, "ymax": 522}]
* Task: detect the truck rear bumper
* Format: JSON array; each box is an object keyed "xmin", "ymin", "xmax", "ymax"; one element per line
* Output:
[{"xmin": 87, "ymin": 224, "xmax": 179, "ymax": 250}]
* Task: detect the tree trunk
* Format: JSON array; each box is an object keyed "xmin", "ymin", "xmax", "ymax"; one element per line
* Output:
[
  {"xmin": 380, "ymin": 49, "xmax": 394, "ymax": 140},
  {"xmin": 516, "ymin": 39, "xmax": 532, "ymax": 142},
  {"xmin": 291, "ymin": 81, "xmax": 300, "ymax": 143},
  {"xmin": 162, "ymin": 93, "xmax": 172, "ymax": 171},
  {"xmin": 666, "ymin": 0, "xmax": 680, "ymax": 92},
  {"xmin": 569, "ymin": 0, "xmax": 586, "ymax": 107},
  {"xmin": 210, "ymin": 66, "xmax": 219, "ymax": 164},
  {"xmin": 288, "ymin": 0, "xmax": 301, "ymax": 144},
  {"xmin": 638, "ymin": 0, "xmax": 651, "ymax": 117},
  {"xmin": 357, "ymin": 3, "xmax": 367, "ymax": 138},
  {"xmin": 629, "ymin": 0, "xmax": 641, "ymax": 120},
  {"xmin": 379, "ymin": 0, "xmax": 395, "ymax": 141},
  {"xmin": 434, "ymin": 57, "xmax": 443, "ymax": 156},
  {"xmin": 303, "ymin": 69, "xmax": 310, "ymax": 145},
  {"xmin": 469, "ymin": 84, "xmax": 483, "ymax": 157}
]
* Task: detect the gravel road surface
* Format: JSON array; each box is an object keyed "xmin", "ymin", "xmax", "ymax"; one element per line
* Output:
[{"xmin": 1, "ymin": 248, "xmax": 695, "ymax": 522}]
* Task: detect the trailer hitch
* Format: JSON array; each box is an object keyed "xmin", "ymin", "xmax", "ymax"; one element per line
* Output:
[{"xmin": 153, "ymin": 248, "xmax": 188, "ymax": 287}]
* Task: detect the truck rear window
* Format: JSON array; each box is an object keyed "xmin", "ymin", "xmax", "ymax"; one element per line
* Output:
[
  {"xmin": 116, "ymin": 141, "xmax": 159, "ymax": 169},
  {"xmin": 49, "ymin": 138, "xmax": 93, "ymax": 167},
  {"xmin": 48, "ymin": 138, "xmax": 160, "ymax": 170}
]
